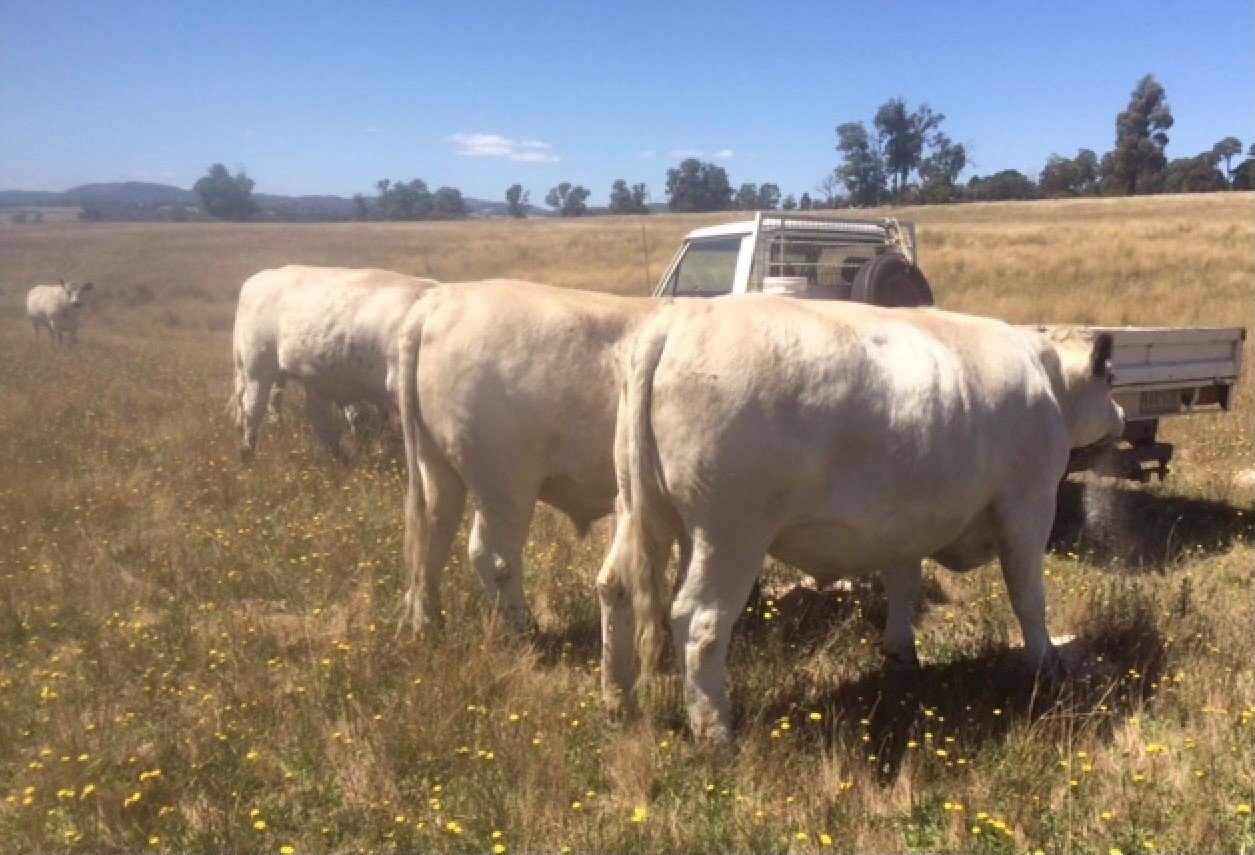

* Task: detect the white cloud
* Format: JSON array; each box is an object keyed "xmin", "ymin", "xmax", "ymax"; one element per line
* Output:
[
  {"xmin": 668, "ymin": 147, "xmax": 736, "ymax": 161},
  {"xmin": 445, "ymin": 133, "xmax": 559, "ymax": 163},
  {"xmin": 638, "ymin": 149, "xmax": 656, "ymax": 159}
]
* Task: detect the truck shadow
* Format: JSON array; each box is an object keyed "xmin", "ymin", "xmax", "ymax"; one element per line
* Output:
[
  {"xmin": 746, "ymin": 603, "xmax": 1166, "ymax": 783},
  {"xmin": 1052, "ymin": 480, "xmax": 1252, "ymax": 568}
]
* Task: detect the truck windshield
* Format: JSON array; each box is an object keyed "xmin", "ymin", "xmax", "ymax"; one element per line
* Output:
[{"xmin": 670, "ymin": 237, "xmax": 741, "ymax": 297}]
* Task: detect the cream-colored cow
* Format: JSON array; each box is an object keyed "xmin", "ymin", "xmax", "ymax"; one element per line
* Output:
[
  {"xmin": 599, "ymin": 296, "xmax": 1125, "ymax": 742},
  {"xmin": 26, "ymin": 279, "xmax": 94, "ymax": 345},
  {"xmin": 396, "ymin": 280, "xmax": 654, "ymax": 635},
  {"xmin": 231, "ymin": 265, "xmax": 436, "ymax": 461}
]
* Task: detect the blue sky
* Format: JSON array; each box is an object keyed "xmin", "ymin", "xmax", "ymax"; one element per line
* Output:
[{"xmin": 1, "ymin": 1, "xmax": 1250, "ymax": 204}]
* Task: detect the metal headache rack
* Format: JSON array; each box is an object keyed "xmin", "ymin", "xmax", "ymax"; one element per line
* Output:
[{"xmin": 749, "ymin": 213, "xmax": 916, "ymax": 296}]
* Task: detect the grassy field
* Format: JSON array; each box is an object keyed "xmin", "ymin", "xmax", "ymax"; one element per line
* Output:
[{"xmin": 0, "ymin": 193, "xmax": 1250, "ymax": 853}]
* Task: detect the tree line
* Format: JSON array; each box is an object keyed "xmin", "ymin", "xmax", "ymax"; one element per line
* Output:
[
  {"xmin": 500, "ymin": 73, "xmax": 1251, "ymax": 216},
  {"xmin": 821, "ymin": 75, "xmax": 1251, "ymax": 206},
  {"xmin": 182, "ymin": 72, "xmax": 1251, "ymax": 223},
  {"xmin": 351, "ymin": 179, "xmax": 468, "ymax": 221}
]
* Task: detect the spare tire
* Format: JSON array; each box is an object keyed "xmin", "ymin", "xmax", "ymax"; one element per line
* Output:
[{"xmin": 851, "ymin": 252, "xmax": 935, "ymax": 307}]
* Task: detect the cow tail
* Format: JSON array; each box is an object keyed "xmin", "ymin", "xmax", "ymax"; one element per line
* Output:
[
  {"xmin": 625, "ymin": 315, "xmax": 677, "ymax": 676},
  {"xmin": 396, "ymin": 298, "xmax": 429, "ymax": 627}
]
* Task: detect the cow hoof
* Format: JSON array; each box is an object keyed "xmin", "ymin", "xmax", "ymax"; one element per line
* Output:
[
  {"xmin": 603, "ymin": 691, "xmax": 639, "ymax": 725},
  {"xmin": 1023, "ymin": 645, "xmax": 1064, "ymax": 683},
  {"xmin": 393, "ymin": 615, "xmax": 438, "ymax": 641},
  {"xmin": 691, "ymin": 719, "xmax": 733, "ymax": 746},
  {"xmin": 396, "ymin": 601, "xmax": 444, "ymax": 640},
  {"xmin": 882, "ymin": 646, "xmax": 922, "ymax": 672},
  {"xmin": 501, "ymin": 608, "xmax": 537, "ymax": 640}
]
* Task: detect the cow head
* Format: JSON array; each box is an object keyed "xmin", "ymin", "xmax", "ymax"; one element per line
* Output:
[
  {"xmin": 1041, "ymin": 328, "xmax": 1125, "ymax": 449},
  {"xmin": 60, "ymin": 278, "xmax": 94, "ymax": 307}
]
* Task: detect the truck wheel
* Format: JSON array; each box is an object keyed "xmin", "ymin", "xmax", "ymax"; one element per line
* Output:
[{"xmin": 851, "ymin": 252, "xmax": 935, "ymax": 307}]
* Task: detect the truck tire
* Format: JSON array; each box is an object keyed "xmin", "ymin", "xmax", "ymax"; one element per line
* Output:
[{"xmin": 851, "ymin": 252, "xmax": 935, "ymax": 307}]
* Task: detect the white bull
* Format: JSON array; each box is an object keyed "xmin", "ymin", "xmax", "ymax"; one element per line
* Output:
[
  {"xmin": 599, "ymin": 296, "xmax": 1125, "ymax": 742},
  {"xmin": 231, "ymin": 265, "xmax": 436, "ymax": 461},
  {"xmin": 27, "ymin": 279, "xmax": 94, "ymax": 345},
  {"xmin": 397, "ymin": 281, "xmax": 654, "ymax": 635}
]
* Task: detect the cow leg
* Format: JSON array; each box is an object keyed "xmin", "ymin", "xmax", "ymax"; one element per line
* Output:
[
  {"xmin": 467, "ymin": 500, "xmax": 534, "ymax": 637},
  {"xmin": 994, "ymin": 489, "xmax": 1059, "ymax": 673},
  {"xmin": 268, "ymin": 378, "xmax": 286, "ymax": 419},
  {"xmin": 669, "ymin": 531, "xmax": 695, "ymax": 675},
  {"xmin": 304, "ymin": 390, "xmax": 346, "ymax": 458},
  {"xmin": 239, "ymin": 374, "xmax": 275, "ymax": 463},
  {"xmin": 881, "ymin": 561, "xmax": 923, "ymax": 670},
  {"xmin": 597, "ymin": 504, "xmax": 641, "ymax": 719},
  {"xmin": 230, "ymin": 368, "xmax": 245, "ymax": 428},
  {"xmin": 675, "ymin": 531, "xmax": 694, "ymax": 594},
  {"xmin": 400, "ymin": 452, "xmax": 466, "ymax": 635},
  {"xmin": 672, "ymin": 533, "xmax": 763, "ymax": 743},
  {"xmin": 342, "ymin": 404, "xmax": 360, "ymax": 436}
]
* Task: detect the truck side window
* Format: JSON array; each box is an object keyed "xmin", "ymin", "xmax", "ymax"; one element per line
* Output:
[{"xmin": 671, "ymin": 238, "xmax": 741, "ymax": 297}]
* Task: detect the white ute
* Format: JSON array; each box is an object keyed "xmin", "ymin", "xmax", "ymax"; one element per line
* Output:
[{"xmin": 656, "ymin": 213, "xmax": 1245, "ymax": 481}]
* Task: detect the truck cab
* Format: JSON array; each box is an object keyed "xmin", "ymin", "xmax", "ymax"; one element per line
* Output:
[{"xmin": 655, "ymin": 213, "xmax": 932, "ymax": 305}]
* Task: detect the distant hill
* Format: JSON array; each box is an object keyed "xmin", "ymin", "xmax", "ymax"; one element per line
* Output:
[
  {"xmin": 253, "ymin": 192, "xmax": 356, "ymax": 216},
  {"xmin": 0, "ymin": 181, "xmax": 550, "ymax": 218},
  {"xmin": 66, "ymin": 182, "xmax": 197, "ymax": 205},
  {"xmin": 0, "ymin": 189, "xmax": 73, "ymax": 207}
]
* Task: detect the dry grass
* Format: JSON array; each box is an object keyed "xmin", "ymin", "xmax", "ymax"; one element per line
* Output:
[{"xmin": 0, "ymin": 193, "xmax": 1250, "ymax": 853}]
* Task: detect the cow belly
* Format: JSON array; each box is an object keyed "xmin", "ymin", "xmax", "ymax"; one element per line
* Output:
[
  {"xmin": 539, "ymin": 473, "xmax": 615, "ymax": 534},
  {"xmin": 767, "ymin": 495, "xmax": 993, "ymax": 578},
  {"xmin": 920, "ymin": 505, "xmax": 998, "ymax": 570},
  {"xmin": 279, "ymin": 344, "xmax": 387, "ymax": 402},
  {"xmin": 769, "ymin": 524, "xmax": 932, "ymax": 580}
]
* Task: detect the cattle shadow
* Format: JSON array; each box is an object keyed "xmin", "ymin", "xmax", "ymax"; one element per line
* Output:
[
  {"xmin": 530, "ymin": 571, "xmax": 944, "ymax": 672},
  {"xmin": 743, "ymin": 591, "xmax": 1166, "ymax": 783},
  {"xmin": 1052, "ymin": 480, "xmax": 1252, "ymax": 569},
  {"xmin": 533, "ymin": 611, "xmax": 604, "ymax": 669},
  {"xmin": 733, "ymin": 569, "xmax": 952, "ymax": 655}
]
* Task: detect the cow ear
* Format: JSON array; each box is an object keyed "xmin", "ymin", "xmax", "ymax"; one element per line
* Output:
[
  {"xmin": 1090, "ymin": 332, "xmax": 1114, "ymax": 379},
  {"xmin": 81, "ymin": 282, "xmax": 94, "ymax": 292}
]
